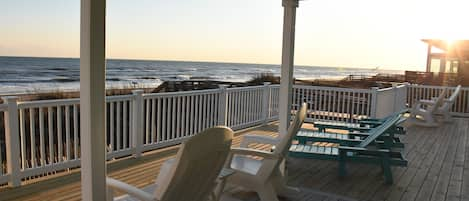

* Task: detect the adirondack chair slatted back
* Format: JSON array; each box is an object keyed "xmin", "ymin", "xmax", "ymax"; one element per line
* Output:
[
  {"xmin": 357, "ymin": 114, "xmax": 402, "ymax": 148},
  {"xmin": 430, "ymin": 89, "xmax": 447, "ymax": 114},
  {"xmin": 447, "ymin": 85, "xmax": 462, "ymax": 102},
  {"xmin": 155, "ymin": 127, "xmax": 233, "ymax": 201},
  {"xmin": 273, "ymin": 103, "xmax": 307, "ymax": 158}
]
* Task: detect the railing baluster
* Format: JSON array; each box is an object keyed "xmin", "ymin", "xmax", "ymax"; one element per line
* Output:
[
  {"xmin": 189, "ymin": 96, "xmax": 194, "ymax": 135},
  {"xmin": 110, "ymin": 102, "xmax": 115, "ymax": 151},
  {"xmin": 39, "ymin": 108, "xmax": 45, "ymax": 166},
  {"xmin": 161, "ymin": 98, "xmax": 167, "ymax": 141},
  {"xmin": 181, "ymin": 97, "xmax": 186, "ymax": 137},
  {"xmin": 57, "ymin": 106, "xmax": 62, "ymax": 162},
  {"xmin": 171, "ymin": 97, "xmax": 176, "ymax": 139},
  {"xmin": 151, "ymin": 99, "xmax": 156, "ymax": 144},
  {"xmin": 65, "ymin": 105, "xmax": 70, "ymax": 161},
  {"xmin": 48, "ymin": 107, "xmax": 54, "ymax": 164},
  {"xmin": 19, "ymin": 109, "xmax": 26, "ymax": 169},
  {"xmin": 73, "ymin": 105, "xmax": 79, "ymax": 159},
  {"xmin": 123, "ymin": 101, "xmax": 128, "ymax": 147},
  {"xmin": 176, "ymin": 96, "xmax": 181, "ymax": 138},
  {"xmin": 156, "ymin": 98, "xmax": 161, "ymax": 142},
  {"xmin": 145, "ymin": 100, "xmax": 150, "ymax": 144},
  {"xmin": 29, "ymin": 108, "xmax": 36, "ymax": 168},
  {"xmin": 117, "ymin": 101, "xmax": 122, "ymax": 149}
]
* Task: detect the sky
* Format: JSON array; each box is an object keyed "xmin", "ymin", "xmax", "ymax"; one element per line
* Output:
[{"xmin": 1, "ymin": 0, "xmax": 469, "ymax": 71}]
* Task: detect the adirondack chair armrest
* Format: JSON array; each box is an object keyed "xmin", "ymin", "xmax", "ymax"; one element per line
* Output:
[
  {"xmin": 240, "ymin": 134, "xmax": 278, "ymax": 148},
  {"xmin": 443, "ymin": 99, "xmax": 453, "ymax": 103},
  {"xmin": 229, "ymin": 147, "xmax": 278, "ymax": 159},
  {"xmin": 106, "ymin": 178, "xmax": 156, "ymax": 201},
  {"xmin": 418, "ymin": 99, "xmax": 436, "ymax": 105}
]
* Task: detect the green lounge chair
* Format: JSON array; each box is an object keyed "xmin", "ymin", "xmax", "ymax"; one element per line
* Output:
[{"xmin": 289, "ymin": 114, "xmax": 407, "ymax": 184}]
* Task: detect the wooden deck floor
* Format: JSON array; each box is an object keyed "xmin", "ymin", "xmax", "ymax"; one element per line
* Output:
[{"xmin": 0, "ymin": 118, "xmax": 468, "ymax": 201}]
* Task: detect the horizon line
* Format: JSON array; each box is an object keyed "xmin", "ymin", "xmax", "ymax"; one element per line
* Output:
[{"xmin": 0, "ymin": 55, "xmax": 401, "ymax": 71}]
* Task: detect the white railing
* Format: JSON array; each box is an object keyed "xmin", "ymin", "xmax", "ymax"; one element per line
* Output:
[
  {"xmin": 407, "ymin": 85, "xmax": 469, "ymax": 117},
  {"xmin": 374, "ymin": 84, "xmax": 407, "ymax": 118},
  {"xmin": 0, "ymin": 84, "xmax": 278, "ymax": 186},
  {"xmin": 225, "ymin": 86, "xmax": 266, "ymax": 130},
  {"xmin": 268, "ymin": 86, "xmax": 280, "ymax": 120},
  {"xmin": 292, "ymin": 85, "xmax": 375, "ymax": 122},
  {"xmin": 3, "ymin": 83, "xmax": 467, "ymax": 187},
  {"xmin": 141, "ymin": 89, "xmax": 222, "ymax": 151}
]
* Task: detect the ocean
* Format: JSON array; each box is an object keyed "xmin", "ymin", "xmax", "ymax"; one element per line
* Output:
[{"xmin": 0, "ymin": 56, "xmax": 402, "ymax": 95}]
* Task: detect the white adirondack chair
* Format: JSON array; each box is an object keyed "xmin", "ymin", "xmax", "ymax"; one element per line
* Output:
[
  {"xmin": 434, "ymin": 85, "xmax": 462, "ymax": 122},
  {"xmin": 106, "ymin": 126, "xmax": 233, "ymax": 201},
  {"xmin": 409, "ymin": 88, "xmax": 447, "ymax": 127},
  {"xmin": 225, "ymin": 103, "xmax": 307, "ymax": 201}
]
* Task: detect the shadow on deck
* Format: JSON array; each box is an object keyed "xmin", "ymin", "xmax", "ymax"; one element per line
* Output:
[{"xmin": 0, "ymin": 118, "xmax": 468, "ymax": 201}]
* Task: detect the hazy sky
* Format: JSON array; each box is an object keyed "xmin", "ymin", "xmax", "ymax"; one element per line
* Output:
[{"xmin": 1, "ymin": 0, "xmax": 468, "ymax": 70}]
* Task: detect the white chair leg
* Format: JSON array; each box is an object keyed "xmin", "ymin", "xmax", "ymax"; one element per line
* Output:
[
  {"xmin": 270, "ymin": 170, "xmax": 299, "ymax": 197},
  {"xmin": 257, "ymin": 184, "xmax": 280, "ymax": 201},
  {"xmin": 106, "ymin": 187, "xmax": 114, "ymax": 201},
  {"xmin": 443, "ymin": 112, "xmax": 453, "ymax": 122}
]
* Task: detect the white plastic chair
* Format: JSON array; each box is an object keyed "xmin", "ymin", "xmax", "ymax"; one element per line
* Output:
[
  {"xmin": 434, "ymin": 85, "xmax": 461, "ymax": 122},
  {"xmin": 106, "ymin": 126, "xmax": 233, "ymax": 201},
  {"xmin": 409, "ymin": 88, "xmax": 447, "ymax": 126},
  {"xmin": 225, "ymin": 103, "xmax": 307, "ymax": 201}
]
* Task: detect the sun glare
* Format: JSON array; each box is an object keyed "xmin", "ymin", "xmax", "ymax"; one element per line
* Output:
[{"xmin": 423, "ymin": 0, "xmax": 469, "ymax": 41}]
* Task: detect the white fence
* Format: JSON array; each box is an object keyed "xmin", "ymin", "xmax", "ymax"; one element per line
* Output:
[
  {"xmin": 374, "ymin": 84, "xmax": 407, "ymax": 118},
  {"xmin": 407, "ymin": 85, "xmax": 469, "ymax": 117},
  {"xmin": 2, "ymin": 83, "xmax": 468, "ymax": 187},
  {"xmin": 0, "ymin": 84, "xmax": 280, "ymax": 186},
  {"xmin": 292, "ymin": 85, "xmax": 406, "ymax": 122}
]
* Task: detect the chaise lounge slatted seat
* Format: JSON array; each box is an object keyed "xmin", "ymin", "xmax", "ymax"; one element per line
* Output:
[
  {"xmin": 295, "ymin": 128, "xmax": 404, "ymax": 149},
  {"xmin": 289, "ymin": 114, "xmax": 408, "ymax": 184},
  {"xmin": 313, "ymin": 109, "xmax": 408, "ymax": 135}
]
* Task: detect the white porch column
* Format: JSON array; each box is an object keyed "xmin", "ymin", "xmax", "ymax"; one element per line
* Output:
[
  {"xmin": 278, "ymin": 0, "xmax": 299, "ymax": 136},
  {"xmin": 80, "ymin": 0, "xmax": 107, "ymax": 200}
]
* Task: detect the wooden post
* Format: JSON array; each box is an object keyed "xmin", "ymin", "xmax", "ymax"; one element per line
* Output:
[
  {"xmin": 217, "ymin": 85, "xmax": 228, "ymax": 126},
  {"xmin": 80, "ymin": 0, "xmax": 107, "ymax": 200},
  {"xmin": 2, "ymin": 96, "xmax": 21, "ymax": 187},
  {"xmin": 132, "ymin": 90, "xmax": 144, "ymax": 158},
  {"xmin": 370, "ymin": 87, "xmax": 379, "ymax": 118},
  {"xmin": 426, "ymin": 43, "xmax": 432, "ymax": 72},
  {"xmin": 278, "ymin": 0, "xmax": 299, "ymax": 136}
]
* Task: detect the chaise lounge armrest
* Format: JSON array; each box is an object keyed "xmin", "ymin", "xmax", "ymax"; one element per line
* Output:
[
  {"xmin": 229, "ymin": 147, "xmax": 278, "ymax": 159},
  {"xmin": 338, "ymin": 146, "xmax": 391, "ymax": 156},
  {"xmin": 106, "ymin": 178, "xmax": 156, "ymax": 201},
  {"xmin": 239, "ymin": 134, "xmax": 279, "ymax": 148}
]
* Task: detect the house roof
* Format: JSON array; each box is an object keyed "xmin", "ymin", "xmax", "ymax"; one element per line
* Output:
[{"xmin": 422, "ymin": 39, "xmax": 469, "ymax": 53}]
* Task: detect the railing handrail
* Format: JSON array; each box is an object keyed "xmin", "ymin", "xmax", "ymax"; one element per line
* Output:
[
  {"xmin": 293, "ymin": 84, "xmax": 373, "ymax": 93},
  {"xmin": 143, "ymin": 88, "xmax": 221, "ymax": 98},
  {"xmin": 408, "ymin": 84, "xmax": 469, "ymax": 90}
]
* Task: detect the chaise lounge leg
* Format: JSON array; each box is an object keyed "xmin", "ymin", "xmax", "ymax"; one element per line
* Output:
[
  {"xmin": 338, "ymin": 151, "xmax": 347, "ymax": 178},
  {"xmin": 381, "ymin": 154, "xmax": 393, "ymax": 184}
]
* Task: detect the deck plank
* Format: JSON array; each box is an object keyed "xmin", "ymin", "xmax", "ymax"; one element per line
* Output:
[{"xmin": 0, "ymin": 119, "xmax": 468, "ymax": 201}]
